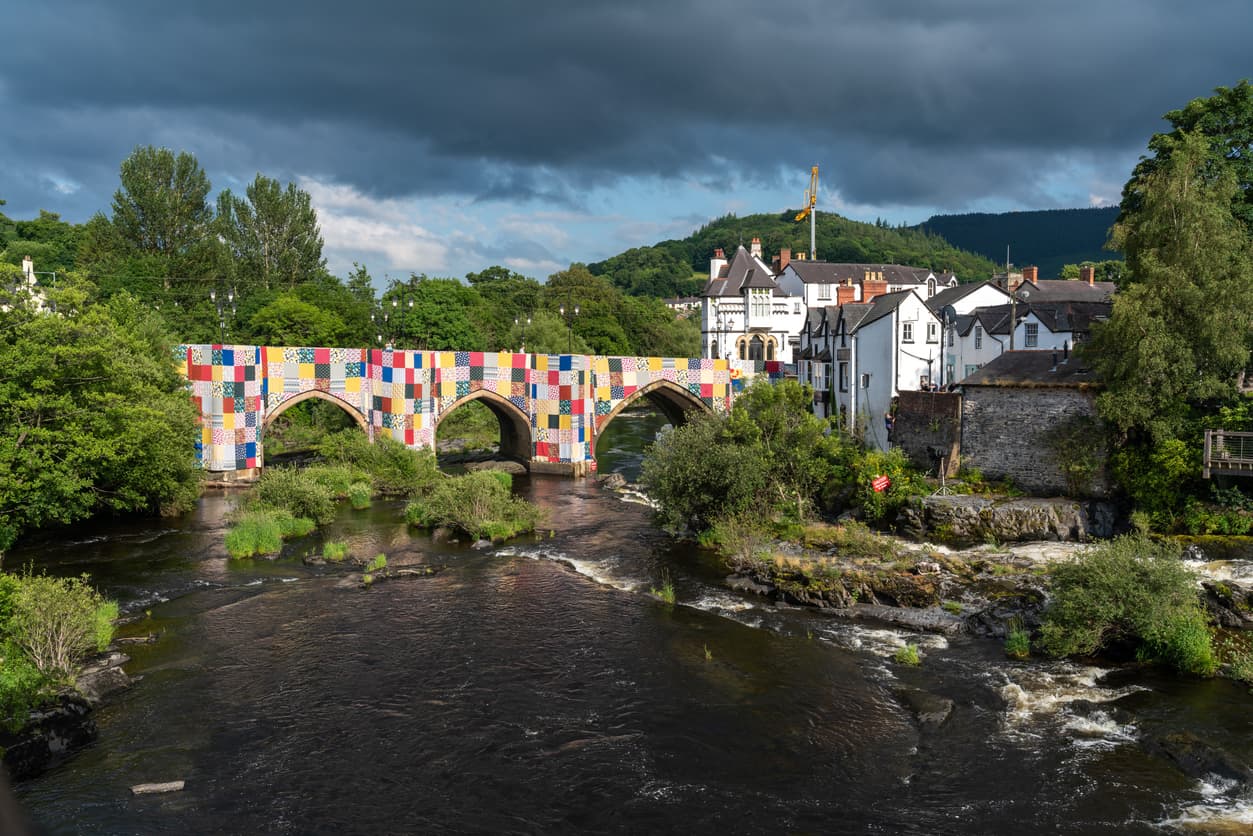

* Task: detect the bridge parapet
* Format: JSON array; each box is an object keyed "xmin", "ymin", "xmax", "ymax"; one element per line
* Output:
[{"xmin": 179, "ymin": 344, "xmax": 783, "ymax": 477}]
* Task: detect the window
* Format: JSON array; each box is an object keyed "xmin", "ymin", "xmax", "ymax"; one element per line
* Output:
[
  {"xmin": 902, "ymin": 322, "xmax": 914, "ymax": 343},
  {"xmin": 964, "ymin": 364, "xmax": 979, "ymax": 377},
  {"xmin": 738, "ymin": 339, "xmax": 747, "ymax": 360},
  {"xmin": 838, "ymin": 362, "xmax": 849, "ymax": 392},
  {"xmin": 794, "ymin": 301, "xmax": 801, "ymax": 314},
  {"xmin": 946, "ymin": 364, "xmax": 955, "ymax": 383},
  {"xmin": 818, "ymin": 284, "xmax": 832, "ymax": 301},
  {"xmin": 1025, "ymin": 322, "xmax": 1039, "ymax": 348},
  {"xmin": 974, "ymin": 325, "xmax": 982, "ymax": 350},
  {"xmin": 814, "ymin": 363, "xmax": 826, "ymax": 390},
  {"xmin": 947, "ymin": 328, "xmax": 954, "ymax": 348},
  {"xmin": 927, "ymin": 322, "xmax": 938, "ymax": 343},
  {"xmin": 766, "ymin": 339, "xmax": 776, "ymax": 361}
]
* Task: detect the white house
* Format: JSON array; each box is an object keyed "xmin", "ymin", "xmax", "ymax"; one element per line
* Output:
[
  {"xmin": 926, "ymin": 281, "xmax": 1013, "ymax": 386},
  {"xmin": 700, "ymin": 239, "xmax": 806, "ymax": 363},
  {"xmin": 799, "ymin": 289, "xmax": 941, "ymax": 449}
]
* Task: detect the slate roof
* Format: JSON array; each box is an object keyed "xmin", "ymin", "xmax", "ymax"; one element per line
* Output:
[
  {"xmin": 701, "ymin": 245, "xmax": 778, "ymax": 298},
  {"xmin": 961, "ymin": 351, "xmax": 1100, "ymax": 389},
  {"xmin": 786, "ymin": 261, "xmax": 953, "ymax": 286},
  {"xmin": 852, "ymin": 290, "xmax": 917, "ymax": 331},
  {"xmin": 1016, "ymin": 279, "xmax": 1117, "ymax": 303},
  {"xmin": 926, "ymin": 280, "xmax": 1008, "ymax": 312}
]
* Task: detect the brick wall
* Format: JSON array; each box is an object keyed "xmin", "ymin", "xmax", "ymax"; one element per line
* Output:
[
  {"xmin": 892, "ymin": 390, "xmax": 961, "ymax": 477},
  {"xmin": 960, "ymin": 386, "xmax": 1111, "ymax": 496}
]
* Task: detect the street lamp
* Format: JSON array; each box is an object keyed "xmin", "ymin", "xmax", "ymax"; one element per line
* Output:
[
  {"xmin": 559, "ymin": 302, "xmax": 580, "ymax": 353},
  {"xmin": 515, "ymin": 315, "xmax": 531, "ymax": 352},
  {"xmin": 210, "ymin": 288, "xmax": 235, "ymax": 343}
]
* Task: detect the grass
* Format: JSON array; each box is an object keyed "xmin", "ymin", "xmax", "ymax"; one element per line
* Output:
[
  {"xmin": 225, "ymin": 512, "xmax": 285, "ymax": 558},
  {"xmin": 365, "ymin": 553, "xmax": 387, "ymax": 573},
  {"xmin": 1005, "ymin": 617, "xmax": 1032, "ymax": 659},
  {"xmin": 323, "ymin": 541, "xmax": 349, "ymax": 563},
  {"xmin": 942, "ymin": 601, "xmax": 963, "ymax": 615},
  {"xmin": 703, "ymin": 643, "xmax": 712, "ymax": 661},
  {"xmin": 650, "ymin": 570, "xmax": 676, "ymax": 604},
  {"xmin": 348, "ymin": 482, "xmax": 372, "ymax": 510},
  {"xmin": 405, "ymin": 470, "xmax": 543, "ymax": 542},
  {"xmin": 893, "ymin": 643, "xmax": 922, "ymax": 665}
]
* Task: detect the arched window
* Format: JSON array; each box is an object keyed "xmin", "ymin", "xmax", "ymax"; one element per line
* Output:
[
  {"xmin": 766, "ymin": 338, "xmax": 776, "ymax": 361},
  {"xmin": 749, "ymin": 335, "xmax": 764, "ymax": 361},
  {"xmin": 738, "ymin": 338, "xmax": 747, "ymax": 360}
]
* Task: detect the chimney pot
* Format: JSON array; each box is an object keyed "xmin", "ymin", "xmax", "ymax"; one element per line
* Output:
[{"xmin": 778, "ymin": 247, "xmax": 791, "ymax": 273}]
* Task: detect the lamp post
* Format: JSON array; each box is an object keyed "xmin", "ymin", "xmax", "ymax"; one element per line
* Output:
[
  {"xmin": 210, "ymin": 288, "xmax": 235, "ymax": 343},
  {"xmin": 559, "ymin": 301, "xmax": 580, "ymax": 353},
  {"xmin": 515, "ymin": 315, "xmax": 531, "ymax": 352}
]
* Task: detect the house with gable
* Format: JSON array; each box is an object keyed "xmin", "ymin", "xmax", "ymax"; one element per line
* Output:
[
  {"xmin": 775, "ymin": 259, "xmax": 959, "ymax": 310},
  {"xmin": 799, "ymin": 287, "xmax": 942, "ymax": 449},
  {"xmin": 700, "ymin": 238, "xmax": 805, "ymax": 363},
  {"xmin": 925, "ymin": 280, "xmax": 1013, "ymax": 385}
]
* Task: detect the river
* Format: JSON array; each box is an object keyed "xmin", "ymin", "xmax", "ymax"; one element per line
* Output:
[{"xmin": 10, "ymin": 409, "xmax": 1253, "ymax": 834}]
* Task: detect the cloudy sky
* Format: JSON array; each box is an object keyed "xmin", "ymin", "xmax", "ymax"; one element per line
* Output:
[{"xmin": 1, "ymin": 0, "xmax": 1248, "ymax": 280}]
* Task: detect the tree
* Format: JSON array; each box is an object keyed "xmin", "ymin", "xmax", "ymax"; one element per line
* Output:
[
  {"xmin": 249, "ymin": 293, "xmax": 347, "ymax": 346},
  {"xmin": 543, "ymin": 265, "xmax": 631, "ymax": 355},
  {"xmin": 1121, "ymin": 79, "xmax": 1253, "ymax": 232},
  {"xmin": 110, "ymin": 146, "xmax": 217, "ymax": 278},
  {"xmin": 1087, "ymin": 131, "xmax": 1253, "ymax": 443},
  {"xmin": 381, "ymin": 276, "xmax": 487, "ymax": 350},
  {"xmin": 217, "ymin": 174, "xmax": 326, "ymax": 290},
  {"xmin": 0, "ymin": 281, "xmax": 201, "ymax": 553}
]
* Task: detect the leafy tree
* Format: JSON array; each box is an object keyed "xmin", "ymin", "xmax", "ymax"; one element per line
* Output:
[
  {"xmin": 6, "ymin": 572, "xmax": 115, "ymax": 682},
  {"xmin": 1122, "ymin": 79, "xmax": 1253, "ymax": 232},
  {"xmin": 217, "ymin": 174, "xmax": 326, "ymax": 290},
  {"xmin": 249, "ymin": 293, "xmax": 347, "ymax": 346},
  {"xmin": 509, "ymin": 309, "xmax": 590, "ymax": 355},
  {"xmin": 381, "ymin": 276, "xmax": 487, "ymax": 350},
  {"xmin": 108, "ymin": 145, "xmax": 219, "ymax": 279},
  {"xmin": 543, "ymin": 265, "xmax": 631, "ymax": 354},
  {"xmin": 0, "ymin": 280, "xmax": 201, "ymax": 553},
  {"xmin": 1087, "ymin": 131, "xmax": 1253, "ymax": 443},
  {"xmin": 466, "ymin": 265, "xmax": 542, "ymax": 350}
]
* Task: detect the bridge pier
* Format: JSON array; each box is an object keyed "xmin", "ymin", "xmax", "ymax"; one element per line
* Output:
[{"xmin": 179, "ymin": 345, "xmax": 783, "ymax": 479}]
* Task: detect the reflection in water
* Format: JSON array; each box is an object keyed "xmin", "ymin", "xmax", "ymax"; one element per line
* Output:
[{"xmin": 10, "ymin": 423, "xmax": 1253, "ymax": 833}]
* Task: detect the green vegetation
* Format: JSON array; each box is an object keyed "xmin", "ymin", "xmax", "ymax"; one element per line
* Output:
[
  {"xmin": 0, "ymin": 283, "xmax": 201, "ymax": 556},
  {"xmin": 893, "ymin": 644, "xmax": 922, "ymax": 666},
  {"xmin": 348, "ymin": 482, "xmax": 372, "ymax": 510},
  {"xmin": 0, "ymin": 570, "xmax": 117, "ymax": 730},
  {"xmin": 942, "ymin": 601, "xmax": 963, "ymax": 616},
  {"xmin": 1005, "ymin": 618, "xmax": 1032, "ymax": 660},
  {"xmin": 224, "ymin": 511, "xmax": 286, "ymax": 558},
  {"xmin": 266, "ymin": 399, "xmax": 360, "ymax": 456},
  {"xmin": 1039, "ymin": 536, "xmax": 1217, "ymax": 676},
  {"xmin": 437, "ymin": 400, "xmax": 500, "ymax": 453},
  {"xmin": 317, "ymin": 430, "xmax": 440, "ymax": 496},
  {"xmin": 916, "ymin": 207, "xmax": 1120, "ymax": 280},
  {"xmin": 404, "ymin": 470, "xmax": 543, "ymax": 541},
  {"xmin": 323, "ymin": 541, "xmax": 349, "ymax": 563},
  {"xmin": 650, "ymin": 571, "xmax": 676, "ymax": 604},
  {"xmin": 365, "ymin": 554, "xmax": 387, "ymax": 573},
  {"xmin": 703, "ymin": 643, "xmax": 713, "ymax": 662},
  {"xmin": 1083, "ymin": 82, "xmax": 1253, "ymax": 532},
  {"xmin": 641, "ymin": 379, "xmax": 930, "ymax": 538}
]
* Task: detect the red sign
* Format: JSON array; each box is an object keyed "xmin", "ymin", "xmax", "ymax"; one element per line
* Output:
[{"xmin": 872, "ymin": 475, "xmax": 891, "ymax": 493}]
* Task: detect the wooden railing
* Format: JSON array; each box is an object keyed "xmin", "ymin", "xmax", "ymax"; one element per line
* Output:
[{"xmin": 1203, "ymin": 430, "xmax": 1253, "ymax": 478}]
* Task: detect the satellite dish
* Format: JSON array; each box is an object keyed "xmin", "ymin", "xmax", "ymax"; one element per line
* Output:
[{"xmin": 940, "ymin": 304, "xmax": 957, "ymax": 323}]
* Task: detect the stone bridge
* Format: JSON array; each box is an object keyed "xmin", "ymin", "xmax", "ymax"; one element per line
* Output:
[{"xmin": 178, "ymin": 345, "xmax": 783, "ymax": 477}]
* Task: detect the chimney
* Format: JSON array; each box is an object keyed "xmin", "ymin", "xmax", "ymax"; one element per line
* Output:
[
  {"xmin": 778, "ymin": 247, "xmax": 790, "ymax": 273},
  {"xmin": 709, "ymin": 248, "xmax": 728, "ymax": 281},
  {"xmin": 1022, "ymin": 265, "xmax": 1038, "ymax": 284},
  {"xmin": 837, "ymin": 285, "xmax": 857, "ymax": 305},
  {"xmin": 863, "ymin": 278, "xmax": 889, "ymax": 302},
  {"xmin": 1080, "ymin": 265, "xmax": 1096, "ymax": 286},
  {"xmin": 750, "ymin": 237, "xmax": 762, "ymax": 258}
]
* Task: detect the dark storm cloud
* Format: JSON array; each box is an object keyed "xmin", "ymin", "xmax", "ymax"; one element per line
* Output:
[{"xmin": 0, "ymin": 0, "xmax": 1248, "ymax": 217}]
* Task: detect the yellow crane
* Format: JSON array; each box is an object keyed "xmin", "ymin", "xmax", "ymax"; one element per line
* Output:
[{"xmin": 793, "ymin": 165, "xmax": 818, "ymax": 260}]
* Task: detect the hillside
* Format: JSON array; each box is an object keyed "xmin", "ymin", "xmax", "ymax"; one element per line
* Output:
[
  {"xmin": 589, "ymin": 211, "xmax": 1001, "ymax": 298},
  {"xmin": 915, "ymin": 207, "xmax": 1120, "ymax": 280}
]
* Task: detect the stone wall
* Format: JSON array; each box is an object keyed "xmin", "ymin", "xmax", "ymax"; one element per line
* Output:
[
  {"xmin": 892, "ymin": 391, "xmax": 961, "ymax": 478},
  {"xmin": 960, "ymin": 386, "xmax": 1111, "ymax": 496}
]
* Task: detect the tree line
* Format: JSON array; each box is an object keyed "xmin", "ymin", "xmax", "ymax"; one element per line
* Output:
[{"xmin": 0, "ymin": 146, "xmax": 698, "ymax": 357}]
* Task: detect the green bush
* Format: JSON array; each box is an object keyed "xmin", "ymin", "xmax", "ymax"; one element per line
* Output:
[
  {"xmin": 893, "ymin": 644, "xmax": 921, "ymax": 665},
  {"xmin": 254, "ymin": 467, "xmax": 337, "ymax": 525},
  {"xmin": 1005, "ymin": 627, "xmax": 1031, "ymax": 659},
  {"xmin": 6, "ymin": 572, "xmax": 112, "ymax": 682},
  {"xmin": 323, "ymin": 541, "xmax": 349, "ymax": 562},
  {"xmin": 845, "ymin": 447, "xmax": 929, "ymax": 526},
  {"xmin": 225, "ymin": 512, "xmax": 284, "ymax": 558},
  {"xmin": 348, "ymin": 482, "xmax": 372, "ymax": 510},
  {"xmin": 650, "ymin": 570, "xmax": 676, "ymax": 604},
  {"xmin": 93, "ymin": 600, "xmax": 119, "ymax": 653},
  {"xmin": 317, "ymin": 430, "xmax": 440, "ymax": 496},
  {"xmin": 304, "ymin": 464, "xmax": 369, "ymax": 499},
  {"xmin": 0, "ymin": 642, "xmax": 48, "ymax": 732},
  {"xmin": 365, "ymin": 554, "xmax": 387, "ymax": 573},
  {"xmin": 405, "ymin": 471, "xmax": 543, "ymax": 541},
  {"xmin": 1039, "ymin": 535, "xmax": 1217, "ymax": 676}
]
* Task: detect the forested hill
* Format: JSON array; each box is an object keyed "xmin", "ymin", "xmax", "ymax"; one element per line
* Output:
[
  {"xmin": 915, "ymin": 207, "xmax": 1120, "ymax": 280},
  {"xmin": 588, "ymin": 211, "xmax": 1000, "ymax": 298}
]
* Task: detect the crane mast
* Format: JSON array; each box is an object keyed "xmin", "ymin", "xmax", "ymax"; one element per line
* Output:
[{"xmin": 793, "ymin": 165, "xmax": 818, "ymax": 260}]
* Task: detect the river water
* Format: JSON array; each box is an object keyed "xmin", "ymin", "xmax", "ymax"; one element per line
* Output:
[{"xmin": 11, "ymin": 410, "xmax": 1253, "ymax": 834}]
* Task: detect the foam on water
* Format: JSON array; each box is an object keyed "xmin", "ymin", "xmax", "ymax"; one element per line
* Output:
[
  {"xmin": 1158, "ymin": 775, "xmax": 1253, "ymax": 833},
  {"xmin": 818, "ymin": 623, "xmax": 949, "ymax": 657},
  {"xmin": 496, "ymin": 544, "xmax": 646, "ymax": 593},
  {"xmin": 997, "ymin": 663, "xmax": 1145, "ymax": 748}
]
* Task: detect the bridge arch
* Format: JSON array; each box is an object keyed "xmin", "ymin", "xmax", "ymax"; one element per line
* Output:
[
  {"xmin": 434, "ymin": 389, "xmax": 533, "ymax": 466},
  {"xmin": 263, "ymin": 390, "xmax": 369, "ymax": 432},
  {"xmin": 596, "ymin": 378, "xmax": 712, "ymax": 438}
]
